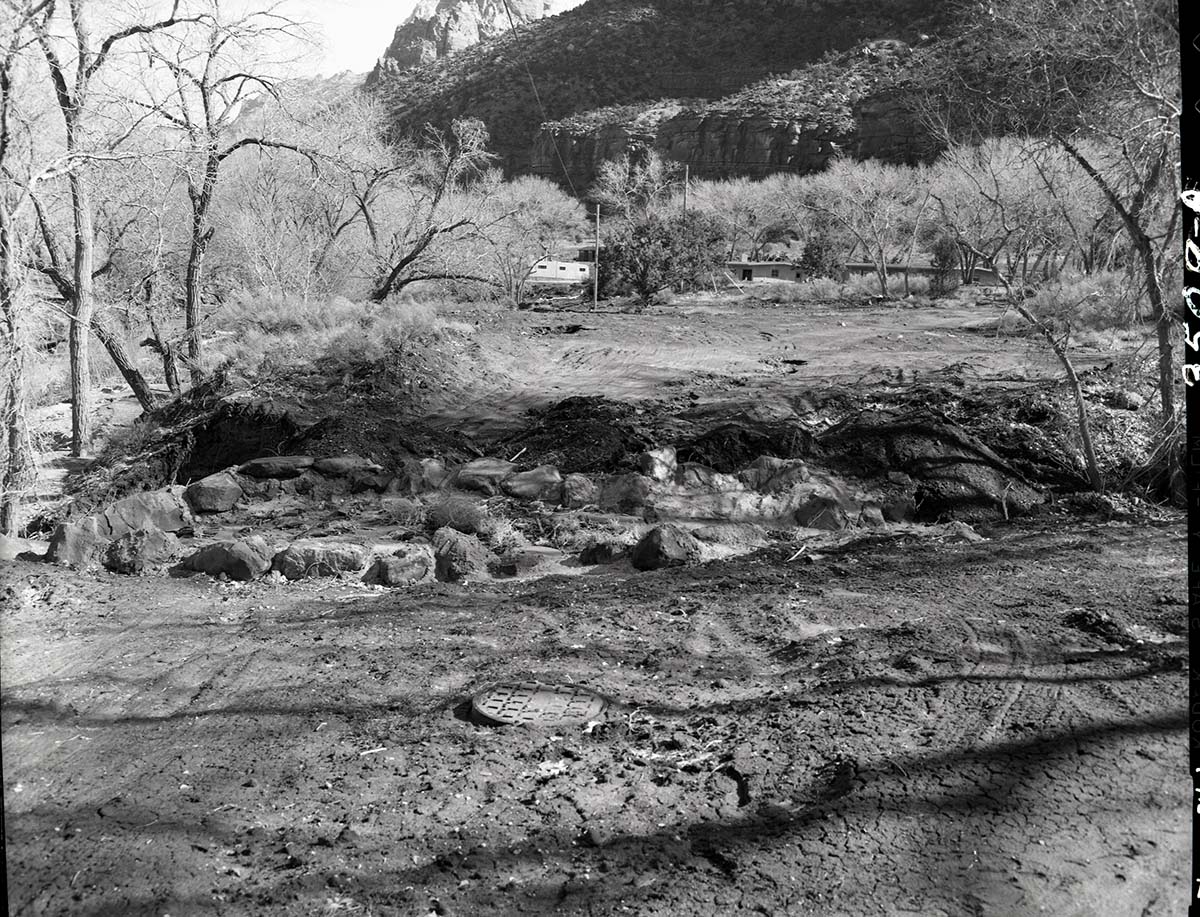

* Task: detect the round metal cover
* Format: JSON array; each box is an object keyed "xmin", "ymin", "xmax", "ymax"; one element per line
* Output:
[{"xmin": 471, "ymin": 682, "xmax": 607, "ymax": 726}]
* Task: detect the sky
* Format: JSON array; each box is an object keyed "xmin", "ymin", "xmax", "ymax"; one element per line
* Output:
[{"xmin": 287, "ymin": 0, "xmax": 416, "ymax": 75}]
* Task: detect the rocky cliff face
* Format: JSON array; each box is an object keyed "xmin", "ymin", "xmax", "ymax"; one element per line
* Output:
[
  {"xmin": 366, "ymin": 0, "xmax": 583, "ymax": 84},
  {"xmin": 531, "ymin": 42, "xmax": 936, "ymax": 189}
]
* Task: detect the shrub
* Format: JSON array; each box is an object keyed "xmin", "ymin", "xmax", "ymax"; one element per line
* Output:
[
  {"xmin": 426, "ymin": 494, "xmax": 487, "ymax": 534},
  {"xmin": 206, "ymin": 293, "xmax": 440, "ymax": 377},
  {"xmin": 599, "ymin": 212, "xmax": 727, "ymax": 302}
]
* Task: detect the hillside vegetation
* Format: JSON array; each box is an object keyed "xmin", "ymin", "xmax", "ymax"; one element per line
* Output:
[{"xmin": 367, "ymin": 0, "xmax": 953, "ymax": 174}]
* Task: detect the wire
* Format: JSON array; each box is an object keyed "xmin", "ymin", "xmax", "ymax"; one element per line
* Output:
[{"xmin": 498, "ymin": 0, "xmax": 579, "ymax": 197}]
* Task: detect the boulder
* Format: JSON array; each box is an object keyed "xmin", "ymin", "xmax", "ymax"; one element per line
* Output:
[
  {"xmin": 637, "ymin": 446, "xmax": 677, "ymax": 483},
  {"xmin": 363, "ymin": 543, "xmax": 436, "ymax": 586},
  {"xmin": 502, "ymin": 465, "xmax": 563, "ymax": 502},
  {"xmin": 561, "ymin": 473, "xmax": 599, "ymax": 508},
  {"xmin": 858, "ymin": 505, "xmax": 887, "ymax": 528},
  {"xmin": 46, "ymin": 518, "xmax": 105, "ymax": 567},
  {"xmin": 794, "ymin": 493, "xmax": 850, "ymax": 531},
  {"xmin": 1101, "ymin": 389, "xmax": 1144, "ymax": 411},
  {"xmin": 239, "ymin": 456, "xmax": 314, "ymax": 479},
  {"xmin": 102, "ymin": 527, "xmax": 181, "ymax": 574},
  {"xmin": 314, "ymin": 455, "xmax": 383, "ymax": 476},
  {"xmin": 417, "ymin": 458, "xmax": 450, "ymax": 490},
  {"xmin": 690, "ymin": 522, "xmax": 769, "ymax": 546},
  {"xmin": 183, "ymin": 537, "xmax": 274, "ymax": 581},
  {"xmin": 737, "ymin": 456, "xmax": 811, "ymax": 493},
  {"xmin": 630, "ymin": 524, "xmax": 704, "ymax": 572},
  {"xmin": 97, "ymin": 490, "xmax": 192, "ymax": 537},
  {"xmin": 185, "ymin": 472, "xmax": 243, "ymax": 514},
  {"xmin": 271, "ymin": 540, "xmax": 371, "ymax": 580},
  {"xmin": 493, "ymin": 545, "xmax": 566, "ymax": 576},
  {"xmin": 674, "ymin": 462, "xmax": 744, "ymax": 491},
  {"xmin": 431, "ymin": 527, "xmax": 493, "ymax": 582},
  {"xmin": 348, "ymin": 469, "xmax": 393, "ymax": 494},
  {"xmin": 579, "ymin": 540, "xmax": 629, "ymax": 565},
  {"xmin": 455, "ymin": 458, "xmax": 517, "ymax": 495},
  {"xmin": 598, "ymin": 473, "xmax": 654, "ymax": 514}
]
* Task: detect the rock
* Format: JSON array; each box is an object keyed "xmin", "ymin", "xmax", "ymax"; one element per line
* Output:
[
  {"xmin": 348, "ymin": 470, "xmax": 393, "ymax": 494},
  {"xmin": 46, "ymin": 490, "xmax": 192, "ymax": 567},
  {"xmin": 794, "ymin": 493, "xmax": 850, "ymax": 531},
  {"xmin": 674, "ymin": 462, "xmax": 743, "ymax": 491},
  {"xmin": 183, "ymin": 537, "xmax": 274, "ymax": 581},
  {"xmin": 427, "ymin": 495, "xmax": 487, "ymax": 534},
  {"xmin": 502, "ymin": 465, "xmax": 563, "ymax": 502},
  {"xmin": 496, "ymin": 545, "xmax": 566, "ymax": 576},
  {"xmin": 561, "ymin": 473, "xmax": 599, "ymax": 508},
  {"xmin": 271, "ymin": 541, "xmax": 371, "ymax": 580},
  {"xmin": 858, "ymin": 505, "xmax": 887, "ymax": 527},
  {"xmin": 690, "ymin": 522, "xmax": 769, "ymax": 546},
  {"xmin": 238, "ymin": 456, "xmax": 314, "ymax": 479},
  {"xmin": 455, "ymin": 458, "xmax": 517, "ymax": 495},
  {"xmin": 1102, "ymin": 389, "xmax": 1144, "ymax": 411},
  {"xmin": 98, "ymin": 490, "xmax": 192, "ymax": 537},
  {"xmin": 417, "ymin": 458, "xmax": 449, "ymax": 490},
  {"xmin": 644, "ymin": 489, "xmax": 774, "ymax": 523},
  {"xmin": 579, "ymin": 540, "xmax": 629, "ymax": 565},
  {"xmin": 940, "ymin": 521, "xmax": 985, "ymax": 543},
  {"xmin": 630, "ymin": 524, "xmax": 703, "ymax": 572},
  {"xmin": 367, "ymin": 0, "xmax": 578, "ymax": 76},
  {"xmin": 363, "ymin": 544, "xmax": 436, "ymax": 586},
  {"xmin": 431, "ymin": 527, "xmax": 493, "ymax": 582},
  {"xmin": 737, "ymin": 456, "xmax": 811, "ymax": 493},
  {"xmin": 637, "ymin": 446, "xmax": 677, "ymax": 483},
  {"xmin": 598, "ymin": 473, "xmax": 654, "ymax": 514},
  {"xmin": 46, "ymin": 518, "xmax": 104, "ymax": 567},
  {"xmin": 313, "ymin": 455, "xmax": 383, "ymax": 476},
  {"xmin": 102, "ymin": 527, "xmax": 180, "ymax": 574},
  {"xmin": 185, "ymin": 472, "xmax": 243, "ymax": 514}
]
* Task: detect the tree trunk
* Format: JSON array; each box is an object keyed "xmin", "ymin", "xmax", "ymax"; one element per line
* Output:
[
  {"xmin": 1137, "ymin": 238, "xmax": 1183, "ymax": 501},
  {"xmin": 68, "ymin": 169, "xmax": 95, "ymax": 456},
  {"xmin": 184, "ymin": 151, "xmax": 219, "ymax": 384},
  {"xmin": 1014, "ymin": 304, "xmax": 1103, "ymax": 493},
  {"xmin": 0, "ymin": 202, "xmax": 32, "ymax": 538},
  {"xmin": 93, "ymin": 319, "xmax": 157, "ymax": 413},
  {"xmin": 183, "ymin": 228, "xmax": 208, "ymax": 384}
]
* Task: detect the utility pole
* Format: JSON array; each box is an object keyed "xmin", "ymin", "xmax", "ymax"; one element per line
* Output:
[
  {"xmin": 683, "ymin": 164, "xmax": 689, "ymax": 213},
  {"xmin": 592, "ymin": 204, "xmax": 600, "ymax": 311}
]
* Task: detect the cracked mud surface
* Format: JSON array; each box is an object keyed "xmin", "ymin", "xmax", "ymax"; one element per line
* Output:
[{"xmin": 3, "ymin": 520, "xmax": 1186, "ymax": 916}]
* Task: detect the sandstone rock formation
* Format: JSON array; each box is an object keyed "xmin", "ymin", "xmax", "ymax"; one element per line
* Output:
[{"xmin": 367, "ymin": 0, "xmax": 582, "ymax": 83}]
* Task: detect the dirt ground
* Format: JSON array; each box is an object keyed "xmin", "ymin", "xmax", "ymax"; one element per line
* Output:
[{"xmin": 2, "ymin": 294, "xmax": 1188, "ymax": 916}]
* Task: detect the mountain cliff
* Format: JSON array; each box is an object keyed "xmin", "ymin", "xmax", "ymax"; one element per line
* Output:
[
  {"xmin": 366, "ymin": 0, "xmax": 584, "ymax": 83},
  {"xmin": 366, "ymin": 0, "xmax": 954, "ymax": 186}
]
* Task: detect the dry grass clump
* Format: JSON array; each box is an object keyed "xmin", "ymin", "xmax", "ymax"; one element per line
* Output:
[
  {"xmin": 426, "ymin": 493, "xmax": 487, "ymax": 534},
  {"xmin": 207, "ymin": 293, "xmax": 441, "ymax": 377}
]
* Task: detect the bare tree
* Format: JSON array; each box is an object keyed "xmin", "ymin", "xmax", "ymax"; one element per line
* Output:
[
  {"xmin": 365, "ymin": 119, "xmax": 500, "ymax": 303},
  {"xmin": 134, "ymin": 0, "xmax": 315, "ymax": 382},
  {"xmin": 482, "ymin": 175, "xmax": 585, "ymax": 306},
  {"xmin": 590, "ymin": 150, "xmax": 681, "ymax": 224},
  {"xmin": 25, "ymin": 0, "xmax": 202, "ymax": 454},
  {"xmin": 926, "ymin": 0, "xmax": 1182, "ymax": 495},
  {"xmin": 796, "ymin": 158, "xmax": 924, "ymax": 298},
  {"xmin": 0, "ymin": 1, "xmax": 42, "ymax": 535},
  {"xmin": 688, "ymin": 176, "xmax": 794, "ymax": 261}
]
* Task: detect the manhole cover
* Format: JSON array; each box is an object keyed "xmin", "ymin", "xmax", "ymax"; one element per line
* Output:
[{"xmin": 471, "ymin": 682, "xmax": 607, "ymax": 726}]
